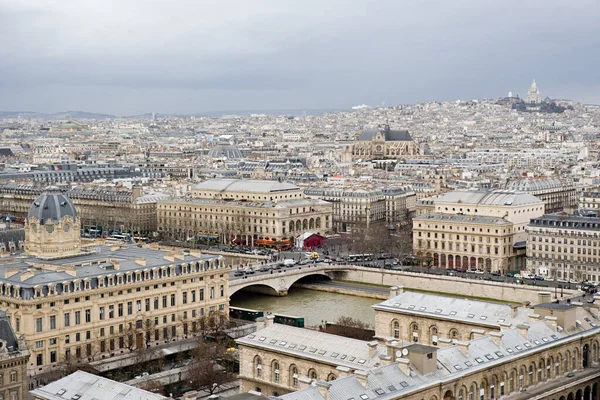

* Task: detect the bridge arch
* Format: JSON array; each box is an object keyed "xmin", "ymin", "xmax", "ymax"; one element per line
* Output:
[{"xmin": 229, "ymin": 265, "xmax": 350, "ymax": 297}]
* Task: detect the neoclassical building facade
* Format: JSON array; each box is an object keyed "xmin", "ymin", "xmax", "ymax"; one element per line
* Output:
[
  {"xmin": 158, "ymin": 179, "xmax": 332, "ymax": 244},
  {"xmin": 0, "ymin": 188, "xmax": 229, "ymax": 380}
]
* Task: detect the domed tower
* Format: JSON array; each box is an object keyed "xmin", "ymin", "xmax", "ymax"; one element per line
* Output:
[{"xmin": 25, "ymin": 187, "xmax": 80, "ymax": 258}]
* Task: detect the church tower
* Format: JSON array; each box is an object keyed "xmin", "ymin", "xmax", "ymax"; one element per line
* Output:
[{"xmin": 25, "ymin": 187, "xmax": 81, "ymax": 259}]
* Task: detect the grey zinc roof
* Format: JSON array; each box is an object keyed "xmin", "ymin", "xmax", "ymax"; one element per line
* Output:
[
  {"xmin": 30, "ymin": 370, "xmax": 167, "ymax": 400},
  {"xmin": 0, "ymin": 311, "xmax": 19, "ymax": 353},
  {"xmin": 504, "ymin": 177, "xmax": 566, "ymax": 192},
  {"xmin": 237, "ymin": 323, "xmax": 388, "ymax": 370},
  {"xmin": 414, "ymin": 213, "xmax": 511, "ymax": 225},
  {"xmin": 436, "ymin": 189, "xmax": 542, "ymax": 206},
  {"xmin": 27, "ymin": 187, "xmax": 77, "ymax": 224},
  {"xmin": 278, "ymin": 319, "xmax": 600, "ymax": 400},
  {"xmin": 357, "ymin": 127, "xmax": 413, "ymax": 142},
  {"xmin": 193, "ymin": 178, "xmax": 299, "ymax": 193},
  {"xmin": 374, "ymin": 291, "xmax": 532, "ymax": 328},
  {"xmin": 0, "ymin": 245, "xmax": 219, "ymax": 288}
]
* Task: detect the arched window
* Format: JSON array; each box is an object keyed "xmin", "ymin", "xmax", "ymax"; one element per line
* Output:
[
  {"xmin": 327, "ymin": 373, "xmax": 336, "ymax": 381},
  {"xmin": 411, "ymin": 323, "xmax": 419, "ymax": 343},
  {"xmin": 309, "ymin": 369, "xmax": 317, "ymax": 381},
  {"xmin": 392, "ymin": 320, "xmax": 400, "ymax": 339},
  {"xmin": 254, "ymin": 356, "xmax": 262, "ymax": 378},
  {"xmin": 290, "ymin": 365, "xmax": 299, "ymax": 387},
  {"xmin": 272, "ymin": 361, "xmax": 280, "ymax": 383},
  {"xmin": 430, "ymin": 326, "xmax": 438, "ymax": 345},
  {"xmin": 450, "ymin": 329, "xmax": 459, "ymax": 340}
]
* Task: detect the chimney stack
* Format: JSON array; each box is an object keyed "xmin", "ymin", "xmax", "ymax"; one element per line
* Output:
[
  {"xmin": 397, "ymin": 358, "xmax": 411, "ymax": 375},
  {"xmin": 538, "ymin": 291, "xmax": 551, "ymax": 304},
  {"xmin": 528, "ymin": 314, "xmax": 540, "ymax": 323},
  {"xmin": 517, "ymin": 324, "xmax": 530, "ymax": 339},
  {"xmin": 355, "ymin": 370, "xmax": 369, "ymax": 387},
  {"xmin": 335, "ymin": 366, "xmax": 351, "ymax": 378},
  {"xmin": 367, "ymin": 341, "xmax": 378, "ymax": 358},
  {"xmin": 510, "ymin": 304, "xmax": 519, "ymax": 319},
  {"xmin": 265, "ymin": 314, "xmax": 275, "ymax": 327},
  {"xmin": 544, "ymin": 316, "xmax": 558, "ymax": 330},
  {"xmin": 389, "ymin": 285, "xmax": 404, "ymax": 298},
  {"xmin": 489, "ymin": 332, "xmax": 503, "ymax": 347},
  {"xmin": 456, "ymin": 341, "xmax": 470, "ymax": 357},
  {"xmin": 316, "ymin": 381, "xmax": 331, "ymax": 400},
  {"xmin": 470, "ymin": 328, "xmax": 485, "ymax": 339}
]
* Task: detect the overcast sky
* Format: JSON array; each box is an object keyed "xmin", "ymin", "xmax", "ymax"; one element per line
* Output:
[{"xmin": 1, "ymin": 0, "xmax": 599, "ymax": 115}]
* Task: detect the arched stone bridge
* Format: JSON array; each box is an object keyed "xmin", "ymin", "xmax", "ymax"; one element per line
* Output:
[{"xmin": 229, "ymin": 264, "xmax": 356, "ymax": 296}]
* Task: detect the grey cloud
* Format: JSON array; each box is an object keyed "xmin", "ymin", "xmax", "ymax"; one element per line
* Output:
[{"xmin": 0, "ymin": 0, "xmax": 599, "ymax": 114}]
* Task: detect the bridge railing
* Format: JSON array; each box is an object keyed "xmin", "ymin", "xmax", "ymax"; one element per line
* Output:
[{"xmin": 230, "ymin": 263, "xmax": 355, "ymax": 285}]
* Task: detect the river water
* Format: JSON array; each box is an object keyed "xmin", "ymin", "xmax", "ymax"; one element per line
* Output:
[{"xmin": 230, "ymin": 287, "xmax": 380, "ymax": 328}]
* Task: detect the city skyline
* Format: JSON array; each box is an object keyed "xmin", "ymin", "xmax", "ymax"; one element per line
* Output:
[{"xmin": 1, "ymin": 0, "xmax": 599, "ymax": 115}]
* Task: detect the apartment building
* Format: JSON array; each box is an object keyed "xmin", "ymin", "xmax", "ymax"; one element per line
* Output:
[
  {"xmin": 504, "ymin": 177, "xmax": 577, "ymax": 213},
  {"xmin": 0, "ymin": 183, "xmax": 165, "ymax": 235},
  {"xmin": 413, "ymin": 190, "xmax": 544, "ymax": 273},
  {"xmin": 0, "ymin": 188, "xmax": 228, "ymax": 378},
  {"xmin": 526, "ymin": 214, "xmax": 600, "ymax": 283},
  {"xmin": 304, "ymin": 186, "xmax": 416, "ymax": 233},
  {"xmin": 0, "ymin": 311, "xmax": 29, "ymax": 400},
  {"xmin": 237, "ymin": 288, "xmax": 600, "ymax": 400},
  {"xmin": 157, "ymin": 179, "xmax": 332, "ymax": 244}
]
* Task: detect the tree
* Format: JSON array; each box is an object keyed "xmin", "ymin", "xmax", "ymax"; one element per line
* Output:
[{"xmin": 185, "ymin": 340, "xmax": 235, "ymax": 395}]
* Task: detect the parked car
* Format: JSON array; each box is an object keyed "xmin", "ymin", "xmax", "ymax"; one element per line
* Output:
[
  {"xmin": 233, "ymin": 270, "xmax": 244, "ymax": 277},
  {"xmin": 474, "ymin": 270, "xmax": 485, "ymax": 274},
  {"xmin": 243, "ymin": 267, "xmax": 255, "ymax": 274},
  {"xmin": 533, "ymin": 275, "xmax": 545, "ymax": 281},
  {"xmin": 258, "ymin": 266, "xmax": 271, "ymax": 272}
]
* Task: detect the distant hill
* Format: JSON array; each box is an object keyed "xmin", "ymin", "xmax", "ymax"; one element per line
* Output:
[
  {"xmin": 0, "ymin": 108, "xmax": 346, "ymax": 120},
  {"xmin": 0, "ymin": 110, "xmax": 116, "ymax": 120}
]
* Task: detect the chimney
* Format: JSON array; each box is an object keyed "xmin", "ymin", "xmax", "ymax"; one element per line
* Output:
[
  {"xmin": 389, "ymin": 285, "xmax": 404, "ymax": 298},
  {"xmin": 510, "ymin": 304, "xmax": 519, "ymax": 319},
  {"xmin": 135, "ymin": 257, "xmax": 146, "ymax": 266},
  {"xmin": 499, "ymin": 322, "xmax": 512, "ymax": 332},
  {"xmin": 538, "ymin": 291, "xmax": 551, "ymax": 304},
  {"xmin": 456, "ymin": 341, "xmax": 469, "ymax": 357},
  {"xmin": 316, "ymin": 381, "xmax": 331, "ymax": 400},
  {"xmin": 132, "ymin": 185, "xmax": 142, "ymax": 200},
  {"xmin": 528, "ymin": 314, "xmax": 540, "ymax": 323},
  {"xmin": 335, "ymin": 366, "xmax": 351, "ymax": 378},
  {"xmin": 255, "ymin": 317, "xmax": 266, "ymax": 331},
  {"xmin": 544, "ymin": 316, "xmax": 558, "ymax": 330},
  {"xmin": 470, "ymin": 328, "xmax": 485, "ymax": 339},
  {"xmin": 517, "ymin": 324, "xmax": 530, "ymax": 339},
  {"xmin": 110, "ymin": 259, "xmax": 121, "ymax": 270},
  {"xmin": 265, "ymin": 314, "xmax": 275, "ymax": 327},
  {"xmin": 378, "ymin": 354, "xmax": 393, "ymax": 365},
  {"xmin": 489, "ymin": 332, "xmax": 503, "ymax": 347},
  {"xmin": 189, "ymin": 249, "xmax": 202, "ymax": 258},
  {"xmin": 355, "ymin": 370, "xmax": 369, "ymax": 387},
  {"xmin": 397, "ymin": 358, "xmax": 411, "ymax": 375},
  {"xmin": 367, "ymin": 341, "xmax": 378, "ymax": 358},
  {"xmin": 437, "ymin": 337, "xmax": 453, "ymax": 347},
  {"xmin": 20, "ymin": 269, "xmax": 35, "ymax": 282},
  {"xmin": 298, "ymin": 376, "xmax": 312, "ymax": 389},
  {"xmin": 183, "ymin": 391, "xmax": 198, "ymax": 400},
  {"xmin": 174, "ymin": 251, "xmax": 186, "ymax": 261},
  {"xmin": 386, "ymin": 339, "xmax": 399, "ymax": 360},
  {"xmin": 163, "ymin": 252, "xmax": 175, "ymax": 262}
]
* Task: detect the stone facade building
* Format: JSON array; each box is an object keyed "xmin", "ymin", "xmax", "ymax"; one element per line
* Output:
[
  {"xmin": 304, "ymin": 186, "xmax": 416, "ymax": 233},
  {"xmin": 158, "ymin": 179, "xmax": 332, "ymax": 244},
  {"xmin": 0, "ymin": 188, "xmax": 229, "ymax": 379},
  {"xmin": 341, "ymin": 125, "xmax": 423, "ymax": 162},
  {"xmin": 0, "ymin": 183, "xmax": 164, "ymax": 235},
  {"xmin": 413, "ymin": 189, "xmax": 544, "ymax": 273},
  {"xmin": 504, "ymin": 177, "xmax": 577, "ymax": 214},
  {"xmin": 238, "ymin": 288, "xmax": 600, "ymax": 400},
  {"xmin": 0, "ymin": 311, "xmax": 29, "ymax": 400},
  {"xmin": 526, "ymin": 214, "xmax": 600, "ymax": 283}
]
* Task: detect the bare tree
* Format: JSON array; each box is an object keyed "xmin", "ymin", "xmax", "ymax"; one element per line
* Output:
[{"xmin": 184, "ymin": 340, "xmax": 234, "ymax": 395}]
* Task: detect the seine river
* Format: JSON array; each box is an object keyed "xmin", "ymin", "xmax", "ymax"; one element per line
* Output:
[{"xmin": 230, "ymin": 287, "xmax": 380, "ymax": 327}]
